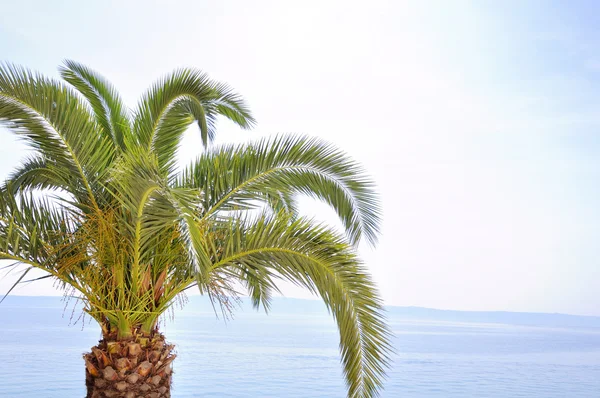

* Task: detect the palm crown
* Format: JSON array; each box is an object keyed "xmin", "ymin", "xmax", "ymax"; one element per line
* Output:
[{"xmin": 0, "ymin": 61, "xmax": 391, "ymax": 397}]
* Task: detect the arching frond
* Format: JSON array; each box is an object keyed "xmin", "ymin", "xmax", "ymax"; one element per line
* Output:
[
  {"xmin": 178, "ymin": 135, "xmax": 381, "ymax": 245},
  {"xmin": 201, "ymin": 212, "xmax": 392, "ymax": 397},
  {"xmin": 3, "ymin": 155, "xmax": 69, "ymax": 194},
  {"xmin": 132, "ymin": 68, "xmax": 255, "ymax": 173},
  {"xmin": 59, "ymin": 60, "xmax": 131, "ymax": 151},
  {"xmin": 0, "ymin": 63, "xmax": 115, "ymax": 208},
  {"xmin": 0, "ymin": 190, "xmax": 81, "ymax": 287}
]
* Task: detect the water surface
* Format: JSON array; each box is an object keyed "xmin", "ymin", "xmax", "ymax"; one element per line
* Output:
[{"xmin": 1, "ymin": 296, "xmax": 599, "ymax": 397}]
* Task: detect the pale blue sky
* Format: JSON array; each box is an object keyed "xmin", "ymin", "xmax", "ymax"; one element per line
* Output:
[{"xmin": 0, "ymin": 1, "xmax": 599, "ymax": 315}]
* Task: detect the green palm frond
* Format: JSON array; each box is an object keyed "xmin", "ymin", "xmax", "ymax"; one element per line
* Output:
[
  {"xmin": 201, "ymin": 212, "xmax": 392, "ymax": 397},
  {"xmin": 0, "ymin": 190, "xmax": 80, "ymax": 287},
  {"xmin": 178, "ymin": 135, "xmax": 381, "ymax": 245},
  {"xmin": 3, "ymin": 155, "xmax": 68, "ymax": 194},
  {"xmin": 133, "ymin": 68, "xmax": 255, "ymax": 173},
  {"xmin": 0, "ymin": 63, "xmax": 115, "ymax": 209},
  {"xmin": 59, "ymin": 60, "xmax": 131, "ymax": 151}
]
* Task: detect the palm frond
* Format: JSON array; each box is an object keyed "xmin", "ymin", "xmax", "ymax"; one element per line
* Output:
[
  {"xmin": 59, "ymin": 60, "xmax": 131, "ymax": 151},
  {"xmin": 0, "ymin": 190, "xmax": 81, "ymax": 287},
  {"xmin": 0, "ymin": 63, "xmax": 115, "ymax": 209},
  {"xmin": 3, "ymin": 155, "xmax": 69, "ymax": 194},
  {"xmin": 204, "ymin": 212, "xmax": 392, "ymax": 397},
  {"xmin": 132, "ymin": 68, "xmax": 255, "ymax": 174},
  {"xmin": 178, "ymin": 135, "xmax": 381, "ymax": 245}
]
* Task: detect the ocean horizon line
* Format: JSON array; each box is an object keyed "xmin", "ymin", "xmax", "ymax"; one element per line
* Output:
[{"xmin": 3, "ymin": 294, "xmax": 600, "ymax": 329}]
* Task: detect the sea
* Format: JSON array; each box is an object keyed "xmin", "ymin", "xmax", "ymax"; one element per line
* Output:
[{"xmin": 1, "ymin": 296, "xmax": 599, "ymax": 397}]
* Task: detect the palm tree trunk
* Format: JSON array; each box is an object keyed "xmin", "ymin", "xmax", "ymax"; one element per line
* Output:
[{"xmin": 83, "ymin": 333, "xmax": 176, "ymax": 398}]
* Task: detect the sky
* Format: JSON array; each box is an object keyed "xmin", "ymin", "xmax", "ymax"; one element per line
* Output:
[{"xmin": 0, "ymin": 0, "xmax": 599, "ymax": 316}]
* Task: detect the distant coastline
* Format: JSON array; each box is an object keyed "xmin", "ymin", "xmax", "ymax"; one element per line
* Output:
[{"xmin": 4, "ymin": 295, "xmax": 600, "ymax": 330}]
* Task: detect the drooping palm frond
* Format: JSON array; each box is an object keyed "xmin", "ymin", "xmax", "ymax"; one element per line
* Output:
[
  {"xmin": 178, "ymin": 135, "xmax": 381, "ymax": 245},
  {"xmin": 59, "ymin": 60, "xmax": 131, "ymax": 152},
  {"xmin": 0, "ymin": 63, "xmax": 114, "ymax": 209},
  {"xmin": 200, "ymin": 212, "xmax": 392, "ymax": 397},
  {"xmin": 4, "ymin": 155, "xmax": 67, "ymax": 194},
  {"xmin": 133, "ymin": 68, "xmax": 255, "ymax": 174},
  {"xmin": 0, "ymin": 190, "xmax": 82, "ymax": 295},
  {"xmin": 0, "ymin": 62, "xmax": 390, "ymax": 398}
]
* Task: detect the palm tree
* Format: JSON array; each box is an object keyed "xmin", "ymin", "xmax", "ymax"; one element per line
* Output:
[{"xmin": 0, "ymin": 61, "xmax": 391, "ymax": 398}]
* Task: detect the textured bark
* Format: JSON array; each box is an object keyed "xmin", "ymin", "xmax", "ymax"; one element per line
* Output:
[{"xmin": 84, "ymin": 333, "xmax": 176, "ymax": 398}]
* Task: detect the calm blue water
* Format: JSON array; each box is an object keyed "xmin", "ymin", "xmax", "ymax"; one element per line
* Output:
[{"xmin": 1, "ymin": 296, "xmax": 600, "ymax": 397}]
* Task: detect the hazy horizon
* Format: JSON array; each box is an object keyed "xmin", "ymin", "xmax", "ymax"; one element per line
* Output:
[{"xmin": 4, "ymin": 295, "xmax": 600, "ymax": 323}]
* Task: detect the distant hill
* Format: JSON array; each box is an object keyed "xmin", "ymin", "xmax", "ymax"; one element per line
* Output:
[
  {"xmin": 385, "ymin": 305, "xmax": 600, "ymax": 329},
  {"xmin": 3, "ymin": 295, "xmax": 600, "ymax": 330}
]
